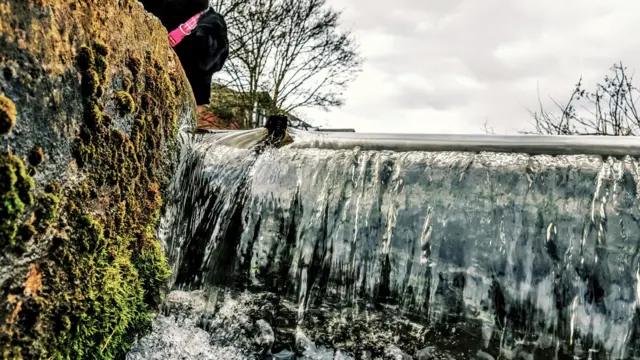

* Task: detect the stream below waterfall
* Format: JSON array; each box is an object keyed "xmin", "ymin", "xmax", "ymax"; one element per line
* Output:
[{"xmin": 128, "ymin": 131, "xmax": 640, "ymax": 360}]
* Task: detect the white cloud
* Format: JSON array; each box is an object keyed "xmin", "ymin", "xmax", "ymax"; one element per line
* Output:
[{"xmin": 301, "ymin": 0, "xmax": 640, "ymax": 134}]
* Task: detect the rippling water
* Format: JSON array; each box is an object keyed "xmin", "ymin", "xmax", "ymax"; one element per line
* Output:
[{"xmin": 133, "ymin": 131, "xmax": 640, "ymax": 359}]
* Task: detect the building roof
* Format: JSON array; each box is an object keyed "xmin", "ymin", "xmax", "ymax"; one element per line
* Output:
[{"xmin": 197, "ymin": 111, "xmax": 240, "ymax": 130}]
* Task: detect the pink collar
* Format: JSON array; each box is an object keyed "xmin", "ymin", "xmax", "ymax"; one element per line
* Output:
[{"xmin": 168, "ymin": 11, "xmax": 205, "ymax": 47}]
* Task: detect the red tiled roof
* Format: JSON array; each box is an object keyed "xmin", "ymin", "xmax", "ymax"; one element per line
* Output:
[{"xmin": 197, "ymin": 111, "xmax": 240, "ymax": 130}]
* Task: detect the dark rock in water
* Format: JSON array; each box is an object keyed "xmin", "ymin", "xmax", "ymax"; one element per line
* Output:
[{"xmin": 0, "ymin": 0, "xmax": 196, "ymax": 358}]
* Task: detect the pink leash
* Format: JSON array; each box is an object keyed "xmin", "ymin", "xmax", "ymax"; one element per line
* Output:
[{"xmin": 168, "ymin": 11, "xmax": 205, "ymax": 47}]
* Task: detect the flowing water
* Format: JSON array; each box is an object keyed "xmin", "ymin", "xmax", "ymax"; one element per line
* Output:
[{"xmin": 128, "ymin": 131, "xmax": 640, "ymax": 360}]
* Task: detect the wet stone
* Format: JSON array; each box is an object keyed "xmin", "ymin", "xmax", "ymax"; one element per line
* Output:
[
  {"xmin": 384, "ymin": 345, "xmax": 412, "ymax": 360},
  {"xmin": 475, "ymin": 350, "xmax": 495, "ymax": 360},
  {"xmin": 295, "ymin": 329, "xmax": 316, "ymax": 355},
  {"xmin": 255, "ymin": 319, "xmax": 275, "ymax": 350}
]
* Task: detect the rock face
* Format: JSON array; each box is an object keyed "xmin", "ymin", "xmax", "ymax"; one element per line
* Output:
[{"xmin": 0, "ymin": 0, "xmax": 196, "ymax": 358}]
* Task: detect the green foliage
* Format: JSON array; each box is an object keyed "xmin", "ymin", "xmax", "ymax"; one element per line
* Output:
[{"xmin": 212, "ymin": 105, "xmax": 234, "ymax": 123}]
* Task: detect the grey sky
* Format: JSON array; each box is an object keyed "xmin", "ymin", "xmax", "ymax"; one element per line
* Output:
[{"xmin": 301, "ymin": 0, "xmax": 640, "ymax": 134}]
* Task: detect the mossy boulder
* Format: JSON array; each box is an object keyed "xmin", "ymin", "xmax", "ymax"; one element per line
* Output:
[{"xmin": 0, "ymin": 0, "xmax": 197, "ymax": 358}]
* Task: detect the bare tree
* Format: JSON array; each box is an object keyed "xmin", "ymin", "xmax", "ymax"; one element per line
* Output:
[
  {"xmin": 524, "ymin": 62, "xmax": 639, "ymax": 136},
  {"xmin": 211, "ymin": 0, "xmax": 362, "ymax": 128},
  {"xmin": 266, "ymin": 0, "xmax": 362, "ymax": 113},
  {"xmin": 209, "ymin": 0, "xmax": 285, "ymax": 128}
]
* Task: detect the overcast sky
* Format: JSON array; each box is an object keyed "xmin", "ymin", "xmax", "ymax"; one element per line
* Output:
[{"xmin": 300, "ymin": 0, "xmax": 640, "ymax": 134}]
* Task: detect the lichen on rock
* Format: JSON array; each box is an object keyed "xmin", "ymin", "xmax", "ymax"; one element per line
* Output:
[{"xmin": 0, "ymin": 0, "xmax": 196, "ymax": 358}]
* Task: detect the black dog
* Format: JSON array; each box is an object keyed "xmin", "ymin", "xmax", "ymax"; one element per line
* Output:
[
  {"xmin": 252, "ymin": 115, "xmax": 290, "ymax": 154},
  {"xmin": 138, "ymin": 0, "xmax": 229, "ymax": 105}
]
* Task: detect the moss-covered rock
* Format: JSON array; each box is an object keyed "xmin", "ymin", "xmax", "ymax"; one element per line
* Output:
[{"xmin": 0, "ymin": 0, "xmax": 196, "ymax": 358}]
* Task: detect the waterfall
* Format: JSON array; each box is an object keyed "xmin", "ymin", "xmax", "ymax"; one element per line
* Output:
[{"xmin": 129, "ymin": 131, "xmax": 640, "ymax": 360}]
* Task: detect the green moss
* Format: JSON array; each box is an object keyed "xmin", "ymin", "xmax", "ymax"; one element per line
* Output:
[
  {"xmin": 44, "ymin": 181, "xmax": 60, "ymax": 194},
  {"xmin": 127, "ymin": 55, "xmax": 142, "ymax": 79},
  {"xmin": 93, "ymin": 42, "xmax": 110, "ymax": 84},
  {"xmin": 95, "ymin": 56, "xmax": 109, "ymax": 83},
  {"xmin": 93, "ymin": 41, "xmax": 109, "ymax": 57},
  {"xmin": 1, "ymin": 35, "xmax": 186, "ymax": 358},
  {"xmin": 96, "ymin": 85, "xmax": 104, "ymax": 99},
  {"xmin": 139, "ymin": 94, "xmax": 154, "ymax": 112},
  {"xmin": 17, "ymin": 222, "xmax": 37, "ymax": 244},
  {"xmin": 76, "ymin": 45, "xmax": 94, "ymax": 72},
  {"xmin": 83, "ymin": 103, "xmax": 103, "ymax": 130},
  {"xmin": 0, "ymin": 153, "xmax": 34, "ymax": 251},
  {"xmin": 0, "ymin": 192, "xmax": 23, "ymax": 240},
  {"xmin": 0, "ymin": 95, "xmax": 17, "ymax": 134},
  {"xmin": 122, "ymin": 78, "xmax": 132, "ymax": 92},
  {"xmin": 28, "ymin": 147, "xmax": 44, "ymax": 167},
  {"xmin": 20, "ymin": 43, "xmax": 177, "ymax": 359},
  {"xmin": 45, "ymin": 211, "xmax": 154, "ymax": 359},
  {"xmin": 34, "ymin": 193, "xmax": 59, "ymax": 229},
  {"xmin": 81, "ymin": 70, "xmax": 100, "ymax": 98},
  {"xmin": 134, "ymin": 240, "xmax": 170, "ymax": 307},
  {"xmin": 114, "ymin": 91, "xmax": 135, "ymax": 116},
  {"xmin": 0, "ymin": 163, "xmax": 15, "ymax": 194},
  {"xmin": 11, "ymin": 154, "xmax": 34, "ymax": 207}
]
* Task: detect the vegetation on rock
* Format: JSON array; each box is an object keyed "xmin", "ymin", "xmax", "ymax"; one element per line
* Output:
[
  {"xmin": 0, "ymin": 95, "xmax": 16, "ymax": 134},
  {"xmin": 0, "ymin": 0, "xmax": 191, "ymax": 358},
  {"xmin": 0, "ymin": 153, "xmax": 35, "ymax": 252},
  {"xmin": 114, "ymin": 91, "xmax": 136, "ymax": 116}
]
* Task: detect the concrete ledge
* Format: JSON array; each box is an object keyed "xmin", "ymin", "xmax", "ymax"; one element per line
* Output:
[
  {"xmin": 200, "ymin": 129, "xmax": 640, "ymax": 156},
  {"xmin": 288, "ymin": 132, "xmax": 640, "ymax": 156}
]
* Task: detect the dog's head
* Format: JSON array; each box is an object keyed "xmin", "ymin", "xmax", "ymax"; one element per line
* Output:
[
  {"xmin": 192, "ymin": 9, "xmax": 229, "ymax": 73},
  {"xmin": 175, "ymin": 8, "xmax": 229, "ymax": 105},
  {"xmin": 264, "ymin": 114, "xmax": 288, "ymax": 140}
]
